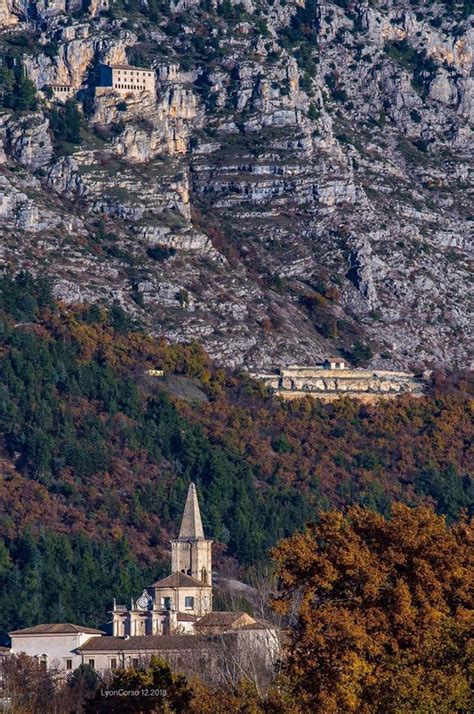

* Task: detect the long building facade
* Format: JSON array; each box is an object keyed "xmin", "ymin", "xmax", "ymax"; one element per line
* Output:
[{"xmin": 98, "ymin": 64, "xmax": 156, "ymax": 95}]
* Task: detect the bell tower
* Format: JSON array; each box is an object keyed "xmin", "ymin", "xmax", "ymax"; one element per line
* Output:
[{"xmin": 171, "ymin": 483, "xmax": 213, "ymax": 585}]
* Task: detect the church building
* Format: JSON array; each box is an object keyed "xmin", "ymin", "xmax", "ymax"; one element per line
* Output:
[
  {"xmin": 111, "ymin": 483, "xmax": 213, "ymax": 637},
  {"xmin": 7, "ymin": 484, "xmax": 279, "ymax": 677}
]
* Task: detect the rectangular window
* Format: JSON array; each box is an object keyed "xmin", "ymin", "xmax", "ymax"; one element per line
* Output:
[
  {"xmin": 132, "ymin": 658, "xmax": 139, "ymax": 668},
  {"xmin": 65, "ymin": 658, "xmax": 73, "ymax": 670},
  {"xmin": 87, "ymin": 659, "xmax": 95, "ymax": 669},
  {"xmin": 162, "ymin": 596, "xmax": 172, "ymax": 610},
  {"xmin": 184, "ymin": 596, "xmax": 194, "ymax": 609},
  {"xmin": 110, "ymin": 658, "xmax": 117, "ymax": 670}
]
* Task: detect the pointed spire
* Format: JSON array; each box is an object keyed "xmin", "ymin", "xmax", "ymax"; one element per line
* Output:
[{"xmin": 179, "ymin": 483, "xmax": 205, "ymax": 539}]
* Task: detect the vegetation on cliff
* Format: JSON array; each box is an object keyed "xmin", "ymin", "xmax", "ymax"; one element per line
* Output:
[{"xmin": 0, "ymin": 0, "xmax": 472, "ymax": 371}]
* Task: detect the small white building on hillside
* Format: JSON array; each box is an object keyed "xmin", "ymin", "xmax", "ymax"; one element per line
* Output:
[
  {"xmin": 49, "ymin": 84, "xmax": 75, "ymax": 102},
  {"xmin": 323, "ymin": 357, "xmax": 347, "ymax": 370}
]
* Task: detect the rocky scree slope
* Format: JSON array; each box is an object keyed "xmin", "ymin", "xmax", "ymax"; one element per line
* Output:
[{"xmin": 0, "ymin": 0, "xmax": 472, "ymax": 369}]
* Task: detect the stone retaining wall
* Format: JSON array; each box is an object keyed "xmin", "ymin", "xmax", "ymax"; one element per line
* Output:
[{"xmin": 249, "ymin": 367, "xmax": 426, "ymax": 401}]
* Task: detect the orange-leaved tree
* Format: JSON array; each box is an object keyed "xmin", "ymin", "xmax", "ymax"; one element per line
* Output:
[{"xmin": 271, "ymin": 504, "xmax": 473, "ymax": 713}]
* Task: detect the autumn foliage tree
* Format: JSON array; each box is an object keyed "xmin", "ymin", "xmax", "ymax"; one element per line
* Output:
[{"xmin": 271, "ymin": 505, "xmax": 474, "ymax": 713}]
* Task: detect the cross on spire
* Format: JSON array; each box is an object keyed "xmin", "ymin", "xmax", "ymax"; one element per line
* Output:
[{"xmin": 178, "ymin": 483, "xmax": 205, "ymax": 539}]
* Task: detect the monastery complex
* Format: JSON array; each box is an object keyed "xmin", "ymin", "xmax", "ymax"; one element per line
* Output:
[
  {"xmin": 97, "ymin": 64, "xmax": 156, "ymax": 96},
  {"xmin": 111, "ymin": 483, "xmax": 213, "ymax": 638},
  {"xmin": 50, "ymin": 62, "xmax": 156, "ymax": 101},
  {"xmin": 251, "ymin": 358, "xmax": 426, "ymax": 402},
  {"xmin": 7, "ymin": 485, "xmax": 278, "ymax": 677}
]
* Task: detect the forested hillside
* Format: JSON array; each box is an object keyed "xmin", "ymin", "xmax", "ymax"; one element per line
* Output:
[{"xmin": 0, "ymin": 274, "xmax": 472, "ymax": 640}]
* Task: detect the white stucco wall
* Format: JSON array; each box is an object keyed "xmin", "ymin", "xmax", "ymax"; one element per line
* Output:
[
  {"xmin": 80, "ymin": 650, "xmax": 154, "ymax": 672},
  {"xmin": 178, "ymin": 620, "xmax": 195, "ymax": 634},
  {"xmin": 10, "ymin": 632, "xmax": 102, "ymax": 671}
]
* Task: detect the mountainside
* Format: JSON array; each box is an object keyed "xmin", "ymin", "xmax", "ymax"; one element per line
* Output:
[
  {"xmin": 0, "ymin": 0, "xmax": 472, "ymax": 369},
  {"xmin": 0, "ymin": 276, "xmax": 472, "ymax": 635}
]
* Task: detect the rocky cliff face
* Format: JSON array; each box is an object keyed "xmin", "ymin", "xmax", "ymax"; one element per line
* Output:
[{"xmin": 0, "ymin": 0, "xmax": 472, "ymax": 369}]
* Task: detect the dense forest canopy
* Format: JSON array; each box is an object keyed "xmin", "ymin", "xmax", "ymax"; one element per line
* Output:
[{"xmin": 0, "ymin": 273, "xmax": 472, "ymax": 639}]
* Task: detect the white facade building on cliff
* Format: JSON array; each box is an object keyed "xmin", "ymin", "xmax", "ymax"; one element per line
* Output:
[
  {"xmin": 97, "ymin": 64, "xmax": 156, "ymax": 96},
  {"xmin": 49, "ymin": 84, "xmax": 75, "ymax": 102}
]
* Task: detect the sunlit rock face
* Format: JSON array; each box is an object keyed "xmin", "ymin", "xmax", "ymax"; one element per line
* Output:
[{"xmin": 0, "ymin": 0, "xmax": 472, "ymax": 369}]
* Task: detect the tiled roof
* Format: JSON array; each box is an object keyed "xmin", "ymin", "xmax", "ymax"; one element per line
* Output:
[
  {"xmin": 79, "ymin": 635, "xmax": 216, "ymax": 652},
  {"xmin": 150, "ymin": 572, "xmax": 210, "ymax": 589},
  {"xmin": 108, "ymin": 64, "xmax": 152, "ymax": 71},
  {"xmin": 177, "ymin": 612, "xmax": 198, "ymax": 622},
  {"xmin": 196, "ymin": 612, "xmax": 251, "ymax": 627},
  {"xmin": 9, "ymin": 623, "xmax": 104, "ymax": 636}
]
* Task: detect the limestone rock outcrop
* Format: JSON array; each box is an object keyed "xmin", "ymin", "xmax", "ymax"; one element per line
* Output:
[
  {"xmin": 5, "ymin": 114, "xmax": 53, "ymax": 169},
  {"xmin": 0, "ymin": 0, "xmax": 472, "ymax": 370},
  {"xmin": 0, "ymin": 0, "xmax": 25, "ymax": 27}
]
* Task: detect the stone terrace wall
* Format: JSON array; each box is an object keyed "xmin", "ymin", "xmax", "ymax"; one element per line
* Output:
[{"xmin": 250, "ymin": 366, "xmax": 426, "ymax": 401}]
